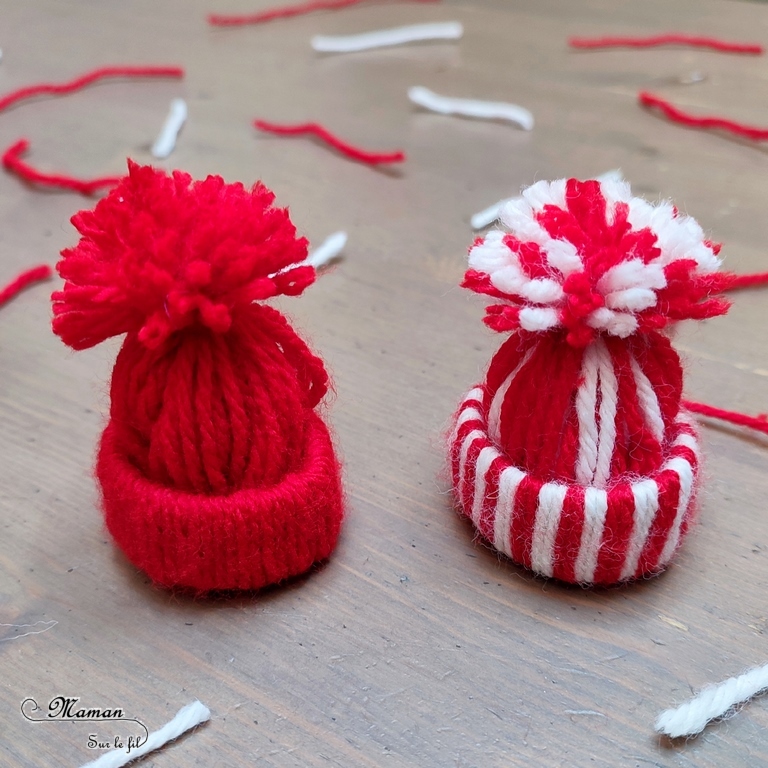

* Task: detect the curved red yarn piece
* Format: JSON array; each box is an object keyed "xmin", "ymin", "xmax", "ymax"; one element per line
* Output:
[
  {"xmin": 639, "ymin": 91, "xmax": 768, "ymax": 141},
  {"xmin": 0, "ymin": 265, "xmax": 52, "ymax": 308},
  {"xmin": 254, "ymin": 120, "xmax": 406, "ymax": 165},
  {"xmin": 209, "ymin": 0, "xmax": 437, "ymax": 26},
  {"xmin": 2, "ymin": 139, "xmax": 121, "ymax": 196},
  {"xmin": 569, "ymin": 34, "xmax": 763, "ymax": 54},
  {"xmin": 0, "ymin": 66, "xmax": 183, "ymax": 114},
  {"xmin": 683, "ymin": 401, "xmax": 768, "ymax": 435},
  {"xmin": 0, "ymin": 67, "xmax": 184, "ymax": 195}
]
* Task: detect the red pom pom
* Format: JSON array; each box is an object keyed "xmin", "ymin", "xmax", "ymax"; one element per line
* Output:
[{"xmin": 52, "ymin": 161, "xmax": 311, "ymax": 350}]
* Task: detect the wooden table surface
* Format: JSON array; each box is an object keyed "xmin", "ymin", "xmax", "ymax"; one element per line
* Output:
[{"xmin": 1, "ymin": 0, "xmax": 768, "ymax": 766}]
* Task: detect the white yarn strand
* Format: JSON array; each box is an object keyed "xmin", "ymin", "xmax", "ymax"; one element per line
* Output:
[
  {"xmin": 487, "ymin": 347, "xmax": 535, "ymax": 444},
  {"xmin": 79, "ymin": 701, "xmax": 210, "ymax": 768},
  {"xmin": 151, "ymin": 98, "xmax": 188, "ymax": 159},
  {"xmin": 574, "ymin": 342, "xmax": 601, "ymax": 486},
  {"xmin": 530, "ymin": 483, "xmax": 568, "ymax": 578},
  {"xmin": 656, "ymin": 664, "xmax": 768, "ymax": 738},
  {"xmin": 312, "ymin": 22, "xmax": 462, "ymax": 53},
  {"xmin": 471, "ymin": 446, "xmax": 499, "ymax": 525},
  {"xmin": 471, "ymin": 199, "xmax": 509, "ymax": 231},
  {"xmin": 493, "ymin": 465, "xmax": 526, "ymax": 558},
  {"xmin": 408, "ymin": 86, "xmax": 534, "ymax": 130},
  {"xmin": 305, "ymin": 231, "xmax": 347, "ymax": 269},
  {"xmin": 593, "ymin": 339, "xmax": 619, "ymax": 488}
]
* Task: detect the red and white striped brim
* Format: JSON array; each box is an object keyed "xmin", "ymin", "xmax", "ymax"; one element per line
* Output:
[{"xmin": 449, "ymin": 386, "xmax": 700, "ymax": 585}]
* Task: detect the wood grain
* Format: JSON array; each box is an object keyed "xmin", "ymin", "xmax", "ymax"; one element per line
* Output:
[{"xmin": 1, "ymin": 0, "xmax": 767, "ymax": 766}]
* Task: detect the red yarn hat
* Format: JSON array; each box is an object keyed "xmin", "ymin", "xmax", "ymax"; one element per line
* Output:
[
  {"xmin": 450, "ymin": 177, "xmax": 731, "ymax": 586},
  {"xmin": 53, "ymin": 162, "xmax": 344, "ymax": 591}
]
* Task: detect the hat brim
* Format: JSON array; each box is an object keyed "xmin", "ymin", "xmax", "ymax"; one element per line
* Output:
[
  {"xmin": 450, "ymin": 386, "xmax": 700, "ymax": 586},
  {"xmin": 97, "ymin": 412, "xmax": 343, "ymax": 591}
]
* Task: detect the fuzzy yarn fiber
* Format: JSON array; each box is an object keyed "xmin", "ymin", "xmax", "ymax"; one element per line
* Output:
[
  {"xmin": 53, "ymin": 162, "xmax": 343, "ymax": 591},
  {"xmin": 450, "ymin": 177, "xmax": 731, "ymax": 585}
]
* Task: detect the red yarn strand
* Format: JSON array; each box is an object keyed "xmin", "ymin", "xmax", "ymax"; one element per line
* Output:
[
  {"xmin": 0, "ymin": 66, "xmax": 183, "ymax": 114},
  {"xmin": 254, "ymin": 120, "xmax": 406, "ymax": 165},
  {"xmin": 569, "ymin": 34, "xmax": 763, "ymax": 54},
  {"xmin": 0, "ymin": 265, "xmax": 52, "ymax": 308},
  {"xmin": 2, "ymin": 139, "xmax": 121, "ymax": 195},
  {"xmin": 639, "ymin": 91, "xmax": 768, "ymax": 141},
  {"xmin": 726, "ymin": 272, "xmax": 768, "ymax": 290},
  {"xmin": 683, "ymin": 400, "xmax": 768, "ymax": 435},
  {"xmin": 209, "ymin": 0, "xmax": 437, "ymax": 26}
]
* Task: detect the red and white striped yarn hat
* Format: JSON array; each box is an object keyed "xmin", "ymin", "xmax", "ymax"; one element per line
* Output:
[{"xmin": 449, "ymin": 176, "xmax": 732, "ymax": 586}]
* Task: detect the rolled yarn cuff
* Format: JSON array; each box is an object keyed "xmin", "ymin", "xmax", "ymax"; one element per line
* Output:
[
  {"xmin": 450, "ymin": 386, "xmax": 701, "ymax": 586},
  {"xmin": 97, "ymin": 412, "xmax": 343, "ymax": 591}
]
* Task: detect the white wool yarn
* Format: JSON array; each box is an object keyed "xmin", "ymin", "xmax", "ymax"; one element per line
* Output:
[
  {"xmin": 408, "ymin": 86, "xmax": 534, "ymax": 130},
  {"xmin": 79, "ymin": 700, "xmax": 210, "ymax": 768},
  {"xmin": 151, "ymin": 98, "xmax": 187, "ymax": 159},
  {"xmin": 312, "ymin": 22, "xmax": 462, "ymax": 53},
  {"xmin": 656, "ymin": 664, "xmax": 768, "ymax": 738}
]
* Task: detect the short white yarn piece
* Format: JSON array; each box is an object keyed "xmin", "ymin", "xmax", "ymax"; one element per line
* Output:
[
  {"xmin": 656, "ymin": 664, "xmax": 768, "ymax": 738},
  {"xmin": 408, "ymin": 86, "xmax": 534, "ymax": 131},
  {"xmin": 312, "ymin": 22, "xmax": 463, "ymax": 53},
  {"xmin": 470, "ymin": 170, "xmax": 624, "ymax": 230},
  {"xmin": 306, "ymin": 231, "xmax": 347, "ymax": 269},
  {"xmin": 79, "ymin": 700, "xmax": 210, "ymax": 768},
  {"xmin": 151, "ymin": 98, "xmax": 188, "ymax": 159}
]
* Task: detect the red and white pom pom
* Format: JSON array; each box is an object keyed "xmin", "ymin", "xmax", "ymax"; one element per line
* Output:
[
  {"xmin": 449, "ymin": 177, "xmax": 733, "ymax": 586},
  {"xmin": 463, "ymin": 177, "xmax": 727, "ymax": 347}
]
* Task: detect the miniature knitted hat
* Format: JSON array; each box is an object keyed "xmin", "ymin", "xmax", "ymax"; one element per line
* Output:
[
  {"xmin": 450, "ymin": 177, "xmax": 731, "ymax": 586},
  {"xmin": 53, "ymin": 162, "xmax": 343, "ymax": 592}
]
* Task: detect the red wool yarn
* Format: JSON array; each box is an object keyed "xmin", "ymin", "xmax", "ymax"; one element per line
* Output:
[
  {"xmin": 639, "ymin": 92, "xmax": 768, "ymax": 142},
  {"xmin": 254, "ymin": 120, "xmax": 406, "ymax": 166},
  {"xmin": 208, "ymin": 0, "xmax": 438, "ymax": 27},
  {"xmin": 0, "ymin": 66, "xmax": 183, "ymax": 114},
  {"xmin": 0, "ymin": 265, "xmax": 52, "ymax": 308},
  {"xmin": 53, "ymin": 162, "xmax": 344, "ymax": 592},
  {"xmin": 3, "ymin": 139, "xmax": 122, "ymax": 195},
  {"xmin": 569, "ymin": 34, "xmax": 763, "ymax": 54},
  {"xmin": 449, "ymin": 177, "xmax": 732, "ymax": 585}
]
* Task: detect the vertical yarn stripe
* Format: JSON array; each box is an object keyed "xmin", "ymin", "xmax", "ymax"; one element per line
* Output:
[
  {"xmin": 471, "ymin": 446, "xmax": 499, "ymax": 525},
  {"xmin": 450, "ymin": 389, "xmax": 485, "ymax": 487},
  {"xmin": 493, "ymin": 465, "xmax": 526, "ymax": 557},
  {"xmin": 530, "ymin": 483, "xmax": 568, "ymax": 577},
  {"xmin": 457, "ymin": 429, "xmax": 484, "ymax": 508},
  {"xmin": 487, "ymin": 347, "xmax": 535, "ymax": 444},
  {"xmin": 575, "ymin": 343, "xmax": 601, "ymax": 485},
  {"xmin": 451, "ymin": 414, "xmax": 481, "ymax": 488},
  {"xmin": 476, "ymin": 455, "xmax": 506, "ymax": 542},
  {"xmin": 574, "ymin": 487, "xmax": 608, "ymax": 583},
  {"xmin": 620, "ymin": 479, "xmax": 660, "ymax": 580},
  {"xmin": 551, "ymin": 485, "xmax": 586, "ymax": 583},
  {"xmin": 656, "ymin": 455, "xmax": 695, "ymax": 568},
  {"xmin": 629, "ymin": 353, "xmax": 665, "ymax": 443},
  {"xmin": 593, "ymin": 341, "xmax": 619, "ymax": 488},
  {"xmin": 511, "ymin": 475, "xmax": 545, "ymax": 569},
  {"xmin": 592, "ymin": 481, "xmax": 635, "ymax": 584},
  {"xmin": 634, "ymin": 469, "xmax": 682, "ymax": 575}
]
